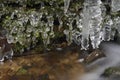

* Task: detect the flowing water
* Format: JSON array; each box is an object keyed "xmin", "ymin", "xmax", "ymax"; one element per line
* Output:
[{"xmin": 79, "ymin": 42, "xmax": 120, "ymax": 80}]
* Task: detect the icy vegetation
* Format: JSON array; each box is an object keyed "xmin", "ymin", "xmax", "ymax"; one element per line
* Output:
[
  {"xmin": 65, "ymin": 0, "xmax": 120, "ymax": 50},
  {"xmin": 0, "ymin": 0, "xmax": 120, "ymax": 50},
  {"xmin": 0, "ymin": 0, "xmax": 120, "ymax": 61}
]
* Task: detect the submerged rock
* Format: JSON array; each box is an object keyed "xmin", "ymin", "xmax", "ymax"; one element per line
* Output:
[
  {"xmin": 102, "ymin": 67, "xmax": 120, "ymax": 80},
  {"xmin": 0, "ymin": 48, "xmax": 84, "ymax": 80},
  {"xmin": 84, "ymin": 49, "xmax": 105, "ymax": 63}
]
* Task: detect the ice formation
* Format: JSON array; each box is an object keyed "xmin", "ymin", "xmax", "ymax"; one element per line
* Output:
[
  {"xmin": 102, "ymin": 16, "xmax": 113, "ymax": 41},
  {"xmin": 66, "ymin": 0, "xmax": 120, "ymax": 50},
  {"xmin": 2, "ymin": 0, "xmax": 120, "ymax": 51},
  {"xmin": 64, "ymin": 0, "xmax": 70, "ymax": 14},
  {"xmin": 111, "ymin": 0, "xmax": 120, "ymax": 12},
  {"xmin": 80, "ymin": 0, "xmax": 102, "ymax": 49},
  {"xmin": 0, "ymin": 0, "xmax": 120, "ymax": 62}
]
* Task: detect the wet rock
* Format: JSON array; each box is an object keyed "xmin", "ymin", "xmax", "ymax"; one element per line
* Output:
[
  {"xmin": 102, "ymin": 67, "xmax": 120, "ymax": 77},
  {"xmin": 84, "ymin": 49, "xmax": 105, "ymax": 63},
  {"xmin": 102, "ymin": 67, "xmax": 120, "ymax": 80},
  {"xmin": 38, "ymin": 74, "xmax": 49, "ymax": 80},
  {"xmin": 16, "ymin": 68, "xmax": 28, "ymax": 75}
]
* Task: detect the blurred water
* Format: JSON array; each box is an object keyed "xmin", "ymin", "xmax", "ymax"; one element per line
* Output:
[{"xmin": 80, "ymin": 42, "xmax": 120, "ymax": 80}]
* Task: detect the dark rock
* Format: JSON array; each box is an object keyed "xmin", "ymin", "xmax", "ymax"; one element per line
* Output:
[
  {"xmin": 0, "ymin": 38, "xmax": 13, "ymax": 61},
  {"xmin": 84, "ymin": 49, "xmax": 105, "ymax": 63},
  {"xmin": 102, "ymin": 67, "xmax": 120, "ymax": 77},
  {"xmin": 38, "ymin": 74, "xmax": 49, "ymax": 80},
  {"xmin": 102, "ymin": 67, "xmax": 120, "ymax": 80}
]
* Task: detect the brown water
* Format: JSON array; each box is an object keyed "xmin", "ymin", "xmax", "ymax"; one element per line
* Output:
[
  {"xmin": 0, "ymin": 49, "xmax": 84, "ymax": 80},
  {"xmin": 1, "ymin": 42, "xmax": 114, "ymax": 80}
]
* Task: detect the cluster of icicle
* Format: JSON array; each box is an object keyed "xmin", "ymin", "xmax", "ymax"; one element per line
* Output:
[
  {"xmin": 3, "ymin": 10, "xmax": 55, "ymax": 52},
  {"xmin": 1, "ymin": 0, "xmax": 120, "ymax": 62},
  {"xmin": 64, "ymin": 0, "xmax": 120, "ymax": 50},
  {"xmin": 3, "ymin": 0, "xmax": 120, "ymax": 51}
]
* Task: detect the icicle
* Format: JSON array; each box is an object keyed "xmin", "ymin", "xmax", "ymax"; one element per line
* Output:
[
  {"xmin": 113, "ymin": 17, "xmax": 120, "ymax": 34},
  {"xmin": 58, "ymin": 16, "xmax": 63, "ymax": 31},
  {"xmin": 47, "ymin": 15, "xmax": 55, "ymax": 38},
  {"xmin": 29, "ymin": 11, "xmax": 39, "ymax": 27},
  {"xmin": 40, "ymin": 21, "xmax": 50, "ymax": 48},
  {"xmin": 72, "ymin": 16, "xmax": 82, "ymax": 45},
  {"xmin": 64, "ymin": 0, "xmax": 70, "ymax": 14},
  {"xmin": 111, "ymin": 17, "xmax": 120, "ymax": 42},
  {"xmin": 64, "ymin": 12, "xmax": 75, "ymax": 45},
  {"xmin": 64, "ymin": 21, "xmax": 73, "ymax": 45},
  {"xmin": 81, "ymin": 0, "xmax": 103, "ymax": 49},
  {"xmin": 102, "ymin": 16, "xmax": 113, "ymax": 41},
  {"xmin": 89, "ymin": 0, "xmax": 103, "ymax": 49},
  {"xmin": 76, "ymin": 16, "xmax": 82, "ymax": 30},
  {"xmin": 80, "ymin": 0, "xmax": 91, "ymax": 50},
  {"xmin": 72, "ymin": 30, "xmax": 82, "ymax": 45},
  {"xmin": 111, "ymin": 0, "xmax": 120, "ymax": 12},
  {"xmin": 101, "ymin": 3, "xmax": 106, "ymax": 18}
]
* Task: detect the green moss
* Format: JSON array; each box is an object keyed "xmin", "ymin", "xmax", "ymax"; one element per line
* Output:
[
  {"xmin": 16, "ymin": 68, "xmax": 27, "ymax": 75},
  {"xmin": 103, "ymin": 67, "xmax": 120, "ymax": 77},
  {"xmin": 103, "ymin": 67, "xmax": 114, "ymax": 76},
  {"xmin": 0, "ymin": 0, "xmax": 119, "ymax": 54}
]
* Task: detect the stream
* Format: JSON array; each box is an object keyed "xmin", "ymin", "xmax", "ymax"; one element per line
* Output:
[
  {"xmin": 79, "ymin": 42, "xmax": 120, "ymax": 80},
  {"xmin": 0, "ymin": 42, "xmax": 120, "ymax": 80}
]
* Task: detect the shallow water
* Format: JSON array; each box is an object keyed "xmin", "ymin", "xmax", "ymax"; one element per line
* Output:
[
  {"xmin": 0, "ymin": 46, "xmax": 84, "ymax": 80},
  {"xmin": 0, "ymin": 42, "xmax": 120, "ymax": 80}
]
